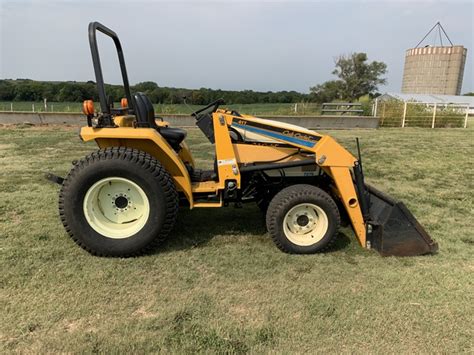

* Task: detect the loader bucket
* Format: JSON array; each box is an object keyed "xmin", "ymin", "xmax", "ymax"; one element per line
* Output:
[{"xmin": 366, "ymin": 185, "xmax": 438, "ymax": 257}]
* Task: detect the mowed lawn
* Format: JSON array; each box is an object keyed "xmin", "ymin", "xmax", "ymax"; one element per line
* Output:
[{"xmin": 1, "ymin": 123, "xmax": 473, "ymax": 353}]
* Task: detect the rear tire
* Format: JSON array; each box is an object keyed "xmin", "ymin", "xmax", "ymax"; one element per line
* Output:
[
  {"xmin": 59, "ymin": 147, "xmax": 178, "ymax": 257},
  {"xmin": 266, "ymin": 184, "xmax": 340, "ymax": 254}
]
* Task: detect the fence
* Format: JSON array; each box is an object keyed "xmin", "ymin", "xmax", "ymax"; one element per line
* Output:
[
  {"xmin": 0, "ymin": 101, "xmax": 325, "ymax": 116},
  {"xmin": 321, "ymin": 102, "xmax": 363, "ymax": 116},
  {"xmin": 0, "ymin": 101, "xmax": 380, "ymax": 117},
  {"xmin": 0, "ymin": 112, "xmax": 380, "ymax": 129},
  {"xmin": 290, "ymin": 103, "xmax": 321, "ymax": 115},
  {"xmin": 0, "ymin": 101, "xmax": 83, "ymax": 113},
  {"xmin": 376, "ymin": 100, "xmax": 469, "ymax": 128}
]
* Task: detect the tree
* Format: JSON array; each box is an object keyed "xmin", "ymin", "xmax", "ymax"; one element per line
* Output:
[
  {"xmin": 14, "ymin": 81, "xmax": 44, "ymax": 101},
  {"xmin": 310, "ymin": 52, "xmax": 387, "ymax": 103},
  {"xmin": 134, "ymin": 81, "xmax": 158, "ymax": 93},
  {"xmin": 332, "ymin": 53, "xmax": 387, "ymax": 101},
  {"xmin": 310, "ymin": 80, "xmax": 345, "ymax": 103},
  {"xmin": 0, "ymin": 80, "xmax": 15, "ymax": 101}
]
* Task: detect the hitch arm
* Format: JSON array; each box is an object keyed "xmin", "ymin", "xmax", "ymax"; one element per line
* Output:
[{"xmin": 45, "ymin": 173, "xmax": 64, "ymax": 185}]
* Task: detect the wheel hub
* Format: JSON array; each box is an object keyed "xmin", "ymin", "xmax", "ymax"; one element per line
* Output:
[
  {"xmin": 296, "ymin": 214, "xmax": 309, "ymax": 226},
  {"xmin": 283, "ymin": 203, "xmax": 329, "ymax": 246},
  {"xmin": 83, "ymin": 177, "xmax": 150, "ymax": 239},
  {"xmin": 113, "ymin": 195, "xmax": 129, "ymax": 209}
]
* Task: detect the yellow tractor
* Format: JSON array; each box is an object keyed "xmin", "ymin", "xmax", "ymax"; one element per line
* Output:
[{"xmin": 48, "ymin": 22, "xmax": 438, "ymax": 257}]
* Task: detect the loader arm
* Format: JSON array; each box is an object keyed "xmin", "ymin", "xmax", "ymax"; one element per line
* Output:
[
  {"xmin": 224, "ymin": 112, "xmax": 437, "ymax": 256},
  {"xmin": 313, "ymin": 136, "xmax": 367, "ymax": 247}
]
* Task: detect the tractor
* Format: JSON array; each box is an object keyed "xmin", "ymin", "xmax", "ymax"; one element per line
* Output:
[{"xmin": 47, "ymin": 22, "xmax": 438, "ymax": 257}]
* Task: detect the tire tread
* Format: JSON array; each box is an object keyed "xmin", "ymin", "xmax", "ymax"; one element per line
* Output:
[
  {"xmin": 59, "ymin": 147, "xmax": 178, "ymax": 257},
  {"xmin": 266, "ymin": 184, "xmax": 340, "ymax": 254}
]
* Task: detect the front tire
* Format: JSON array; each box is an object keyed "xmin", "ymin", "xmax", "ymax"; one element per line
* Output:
[
  {"xmin": 266, "ymin": 184, "xmax": 340, "ymax": 254},
  {"xmin": 59, "ymin": 147, "xmax": 178, "ymax": 257}
]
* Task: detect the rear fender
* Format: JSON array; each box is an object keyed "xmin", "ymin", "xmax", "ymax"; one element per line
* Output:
[{"xmin": 80, "ymin": 127, "xmax": 193, "ymax": 206}]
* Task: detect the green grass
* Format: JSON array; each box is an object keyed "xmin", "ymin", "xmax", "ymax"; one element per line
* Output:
[
  {"xmin": 0, "ymin": 102, "xmax": 322, "ymax": 116},
  {"xmin": 1, "ymin": 125, "xmax": 473, "ymax": 353}
]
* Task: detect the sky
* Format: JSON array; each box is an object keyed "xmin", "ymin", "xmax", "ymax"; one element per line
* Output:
[{"xmin": 0, "ymin": 0, "xmax": 473, "ymax": 94}]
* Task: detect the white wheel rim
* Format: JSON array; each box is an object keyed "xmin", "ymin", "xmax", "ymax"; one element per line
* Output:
[
  {"xmin": 83, "ymin": 177, "xmax": 150, "ymax": 239},
  {"xmin": 283, "ymin": 203, "xmax": 329, "ymax": 246}
]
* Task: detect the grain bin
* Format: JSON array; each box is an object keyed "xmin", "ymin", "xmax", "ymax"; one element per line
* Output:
[{"xmin": 401, "ymin": 23, "xmax": 468, "ymax": 95}]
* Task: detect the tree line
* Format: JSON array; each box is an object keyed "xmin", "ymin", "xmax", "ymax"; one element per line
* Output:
[{"xmin": 0, "ymin": 79, "xmax": 310, "ymax": 105}]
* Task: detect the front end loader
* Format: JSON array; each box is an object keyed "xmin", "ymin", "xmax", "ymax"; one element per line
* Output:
[{"xmin": 48, "ymin": 22, "xmax": 438, "ymax": 257}]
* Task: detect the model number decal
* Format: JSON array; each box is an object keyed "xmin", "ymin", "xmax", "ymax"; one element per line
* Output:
[{"xmin": 217, "ymin": 158, "xmax": 237, "ymax": 166}]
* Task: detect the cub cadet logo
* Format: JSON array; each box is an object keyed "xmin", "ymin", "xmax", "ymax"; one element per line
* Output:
[{"xmin": 282, "ymin": 130, "xmax": 317, "ymax": 142}]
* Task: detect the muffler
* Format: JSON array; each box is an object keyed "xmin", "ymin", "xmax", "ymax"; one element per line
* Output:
[{"xmin": 366, "ymin": 185, "xmax": 438, "ymax": 257}]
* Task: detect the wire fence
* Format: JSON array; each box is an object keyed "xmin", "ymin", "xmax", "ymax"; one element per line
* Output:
[
  {"xmin": 376, "ymin": 100, "xmax": 469, "ymax": 128},
  {"xmin": 1, "ymin": 100, "xmax": 469, "ymax": 128},
  {"xmin": 0, "ymin": 101, "xmax": 83, "ymax": 113},
  {"xmin": 0, "ymin": 101, "xmax": 325, "ymax": 116}
]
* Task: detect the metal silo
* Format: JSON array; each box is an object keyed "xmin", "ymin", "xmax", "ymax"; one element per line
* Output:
[{"xmin": 401, "ymin": 22, "xmax": 468, "ymax": 95}]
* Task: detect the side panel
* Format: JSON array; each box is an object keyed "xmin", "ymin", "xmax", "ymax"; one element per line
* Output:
[
  {"xmin": 81, "ymin": 127, "xmax": 194, "ymax": 206},
  {"xmin": 233, "ymin": 144, "xmax": 301, "ymax": 164},
  {"xmin": 231, "ymin": 115, "xmax": 322, "ymax": 149}
]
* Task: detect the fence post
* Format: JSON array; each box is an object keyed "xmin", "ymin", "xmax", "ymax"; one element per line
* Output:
[
  {"xmin": 402, "ymin": 101, "xmax": 407, "ymax": 128},
  {"xmin": 464, "ymin": 105, "xmax": 469, "ymax": 128},
  {"xmin": 380, "ymin": 102, "xmax": 386, "ymax": 126},
  {"xmin": 10, "ymin": 103, "xmax": 13, "ymax": 112},
  {"xmin": 373, "ymin": 98, "xmax": 378, "ymax": 117},
  {"xmin": 431, "ymin": 103, "xmax": 437, "ymax": 129},
  {"xmin": 32, "ymin": 103, "xmax": 35, "ymax": 112}
]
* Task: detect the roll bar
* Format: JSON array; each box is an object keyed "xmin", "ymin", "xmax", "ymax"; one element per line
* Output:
[{"xmin": 88, "ymin": 22, "xmax": 134, "ymax": 115}]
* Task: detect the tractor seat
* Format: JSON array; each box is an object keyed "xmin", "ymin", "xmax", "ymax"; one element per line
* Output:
[
  {"xmin": 159, "ymin": 127, "xmax": 187, "ymax": 149},
  {"xmin": 132, "ymin": 92, "xmax": 187, "ymax": 150}
]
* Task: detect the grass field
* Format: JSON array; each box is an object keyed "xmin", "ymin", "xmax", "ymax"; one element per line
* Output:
[
  {"xmin": 1, "ymin": 124, "xmax": 473, "ymax": 353},
  {"xmin": 0, "ymin": 102, "xmax": 321, "ymax": 116}
]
